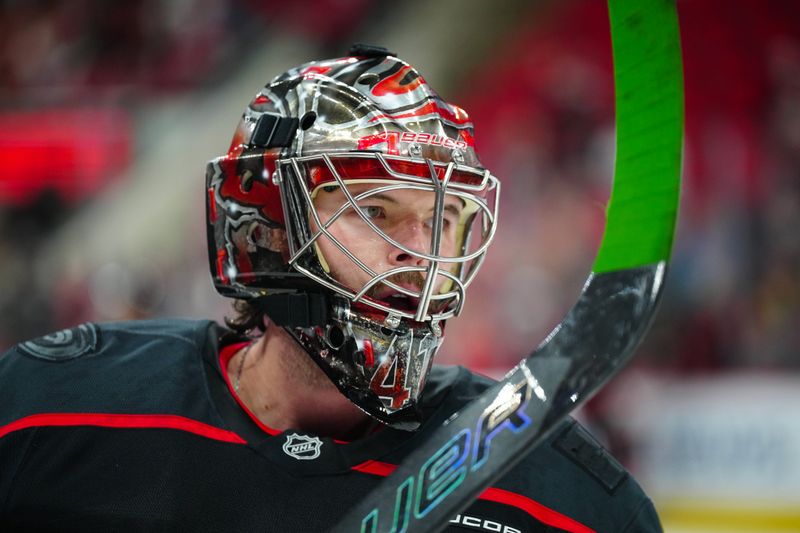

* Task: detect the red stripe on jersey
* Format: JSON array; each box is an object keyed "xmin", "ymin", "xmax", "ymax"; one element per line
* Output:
[
  {"xmin": 350, "ymin": 459, "xmax": 595, "ymax": 533},
  {"xmin": 218, "ymin": 342, "xmax": 357, "ymax": 443},
  {"xmin": 479, "ymin": 487, "xmax": 596, "ymax": 533},
  {"xmin": 351, "ymin": 459, "xmax": 398, "ymax": 476},
  {"xmin": 0, "ymin": 413, "xmax": 247, "ymax": 444}
]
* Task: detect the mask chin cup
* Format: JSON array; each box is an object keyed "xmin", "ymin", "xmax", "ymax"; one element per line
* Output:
[
  {"xmin": 285, "ymin": 298, "xmax": 441, "ymax": 431},
  {"xmin": 341, "ymin": 380, "xmax": 424, "ymax": 432}
]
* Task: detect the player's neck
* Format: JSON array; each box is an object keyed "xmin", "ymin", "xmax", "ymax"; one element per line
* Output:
[{"xmin": 231, "ymin": 325, "xmax": 375, "ymax": 440}]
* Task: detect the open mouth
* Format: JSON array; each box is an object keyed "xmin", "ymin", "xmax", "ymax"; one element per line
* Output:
[
  {"xmin": 382, "ymin": 293, "xmax": 420, "ymax": 313},
  {"xmin": 363, "ymin": 276, "xmax": 452, "ymax": 317}
]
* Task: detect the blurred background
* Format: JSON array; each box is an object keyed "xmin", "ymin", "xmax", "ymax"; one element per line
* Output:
[{"xmin": 1, "ymin": 0, "xmax": 798, "ymax": 530}]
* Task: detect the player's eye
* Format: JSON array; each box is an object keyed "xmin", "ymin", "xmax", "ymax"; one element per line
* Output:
[
  {"xmin": 358, "ymin": 205, "xmax": 385, "ymax": 220},
  {"xmin": 423, "ymin": 216, "xmax": 453, "ymax": 230}
]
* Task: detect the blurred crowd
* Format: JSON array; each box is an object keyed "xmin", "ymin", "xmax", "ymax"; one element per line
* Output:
[
  {"xmin": 446, "ymin": 0, "xmax": 800, "ymax": 380},
  {"xmin": 0, "ymin": 0, "xmax": 371, "ymax": 99},
  {"xmin": 0, "ymin": 0, "xmax": 373, "ymax": 343},
  {"xmin": 1, "ymin": 0, "xmax": 798, "ymax": 376}
]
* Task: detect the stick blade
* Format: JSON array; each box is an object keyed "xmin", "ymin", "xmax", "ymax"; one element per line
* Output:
[{"xmin": 333, "ymin": 263, "xmax": 666, "ymax": 533}]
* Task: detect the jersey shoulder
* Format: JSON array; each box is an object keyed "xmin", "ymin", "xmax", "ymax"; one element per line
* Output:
[
  {"xmin": 499, "ymin": 417, "xmax": 660, "ymax": 531},
  {"xmin": 424, "ymin": 366, "xmax": 661, "ymax": 532},
  {"xmin": 0, "ymin": 318, "xmax": 223, "ymax": 427}
]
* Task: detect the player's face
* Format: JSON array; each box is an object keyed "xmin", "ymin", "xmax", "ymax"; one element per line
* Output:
[{"xmin": 312, "ymin": 182, "xmax": 463, "ymax": 304}]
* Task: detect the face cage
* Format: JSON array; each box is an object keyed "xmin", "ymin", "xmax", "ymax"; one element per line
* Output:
[{"xmin": 276, "ymin": 152, "xmax": 500, "ymax": 326}]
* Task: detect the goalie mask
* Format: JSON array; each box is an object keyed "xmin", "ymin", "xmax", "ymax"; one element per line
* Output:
[{"xmin": 206, "ymin": 44, "xmax": 499, "ymax": 430}]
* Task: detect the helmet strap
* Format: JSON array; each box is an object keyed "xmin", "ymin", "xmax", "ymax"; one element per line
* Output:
[{"xmin": 258, "ymin": 292, "xmax": 329, "ymax": 327}]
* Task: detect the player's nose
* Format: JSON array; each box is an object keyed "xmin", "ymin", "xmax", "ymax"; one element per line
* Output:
[{"xmin": 386, "ymin": 217, "xmax": 430, "ymax": 267}]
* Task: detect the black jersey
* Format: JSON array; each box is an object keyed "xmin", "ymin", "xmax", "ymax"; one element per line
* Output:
[{"xmin": 0, "ymin": 319, "xmax": 661, "ymax": 532}]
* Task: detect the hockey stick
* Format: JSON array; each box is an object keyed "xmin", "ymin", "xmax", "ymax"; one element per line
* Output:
[{"xmin": 333, "ymin": 0, "xmax": 683, "ymax": 531}]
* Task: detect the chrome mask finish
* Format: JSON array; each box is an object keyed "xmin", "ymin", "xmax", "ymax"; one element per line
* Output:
[{"xmin": 288, "ymin": 298, "xmax": 443, "ymax": 430}]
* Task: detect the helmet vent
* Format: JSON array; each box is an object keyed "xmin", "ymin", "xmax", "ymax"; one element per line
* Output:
[
  {"xmin": 356, "ymin": 72, "xmax": 380, "ymax": 86},
  {"xmin": 300, "ymin": 111, "xmax": 317, "ymax": 131},
  {"xmin": 325, "ymin": 324, "xmax": 346, "ymax": 349}
]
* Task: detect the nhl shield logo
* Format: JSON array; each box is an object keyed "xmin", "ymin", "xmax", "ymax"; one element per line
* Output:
[{"xmin": 282, "ymin": 433, "xmax": 323, "ymax": 460}]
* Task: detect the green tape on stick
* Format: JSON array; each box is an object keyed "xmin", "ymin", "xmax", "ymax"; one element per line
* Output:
[{"xmin": 593, "ymin": 0, "xmax": 684, "ymax": 273}]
